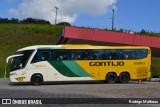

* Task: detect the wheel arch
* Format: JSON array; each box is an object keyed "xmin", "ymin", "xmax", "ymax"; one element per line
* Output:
[
  {"xmin": 31, "ymin": 73, "xmax": 44, "ymax": 82},
  {"xmin": 105, "ymin": 72, "xmax": 118, "ymax": 83},
  {"xmin": 106, "ymin": 72, "xmax": 117, "ymax": 77},
  {"xmin": 119, "ymin": 71, "xmax": 130, "ymax": 79}
]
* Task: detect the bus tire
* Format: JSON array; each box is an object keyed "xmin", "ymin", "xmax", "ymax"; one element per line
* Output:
[
  {"xmin": 31, "ymin": 74, "xmax": 43, "ymax": 85},
  {"xmin": 105, "ymin": 73, "xmax": 117, "ymax": 84},
  {"xmin": 119, "ymin": 73, "xmax": 130, "ymax": 83}
]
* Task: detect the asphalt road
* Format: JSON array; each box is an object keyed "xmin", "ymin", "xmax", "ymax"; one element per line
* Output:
[{"xmin": 0, "ymin": 78, "xmax": 160, "ymax": 107}]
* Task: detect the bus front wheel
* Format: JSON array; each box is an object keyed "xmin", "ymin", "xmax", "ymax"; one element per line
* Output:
[
  {"xmin": 31, "ymin": 74, "xmax": 43, "ymax": 85},
  {"xmin": 105, "ymin": 73, "xmax": 117, "ymax": 84},
  {"xmin": 118, "ymin": 73, "xmax": 130, "ymax": 83}
]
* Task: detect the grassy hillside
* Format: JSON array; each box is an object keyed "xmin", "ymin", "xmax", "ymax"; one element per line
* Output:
[
  {"xmin": 152, "ymin": 57, "xmax": 160, "ymax": 76},
  {"xmin": 0, "ymin": 24, "xmax": 64, "ymax": 77},
  {"xmin": 0, "ymin": 24, "xmax": 160, "ymax": 78}
]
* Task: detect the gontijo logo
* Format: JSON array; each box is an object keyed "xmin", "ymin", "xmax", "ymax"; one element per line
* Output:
[{"xmin": 90, "ymin": 61, "xmax": 124, "ymax": 66}]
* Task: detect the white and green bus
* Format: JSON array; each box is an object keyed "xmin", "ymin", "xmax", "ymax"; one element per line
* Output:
[{"xmin": 6, "ymin": 45, "xmax": 151, "ymax": 85}]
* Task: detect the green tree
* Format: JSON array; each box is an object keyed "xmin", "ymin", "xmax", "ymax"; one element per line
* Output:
[
  {"xmin": 140, "ymin": 29, "xmax": 146, "ymax": 34},
  {"xmin": 56, "ymin": 22, "xmax": 71, "ymax": 26}
]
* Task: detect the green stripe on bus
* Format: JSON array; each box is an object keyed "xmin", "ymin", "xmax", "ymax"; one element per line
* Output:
[
  {"xmin": 62, "ymin": 61, "xmax": 92, "ymax": 77},
  {"xmin": 48, "ymin": 61, "xmax": 80, "ymax": 77}
]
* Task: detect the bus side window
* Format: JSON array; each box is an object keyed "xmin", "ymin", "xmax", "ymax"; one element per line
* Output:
[
  {"xmin": 135, "ymin": 49, "xmax": 148, "ymax": 59},
  {"xmin": 100, "ymin": 50, "xmax": 106, "ymax": 60},
  {"xmin": 41, "ymin": 51, "xmax": 50, "ymax": 61},
  {"xmin": 109, "ymin": 50, "xmax": 117, "ymax": 60},
  {"xmin": 92, "ymin": 50, "xmax": 98, "ymax": 60},
  {"xmin": 53, "ymin": 50, "xmax": 68, "ymax": 60},
  {"xmin": 71, "ymin": 50, "xmax": 81, "ymax": 60},
  {"xmin": 67, "ymin": 50, "xmax": 72, "ymax": 60},
  {"xmin": 105, "ymin": 50, "xmax": 110, "ymax": 60},
  {"xmin": 91, "ymin": 50, "xmax": 105, "ymax": 60},
  {"xmin": 32, "ymin": 50, "xmax": 52, "ymax": 62},
  {"xmin": 82, "ymin": 50, "xmax": 91, "ymax": 60},
  {"xmin": 129, "ymin": 50, "xmax": 136, "ymax": 59},
  {"xmin": 122, "ymin": 50, "xmax": 136, "ymax": 59}
]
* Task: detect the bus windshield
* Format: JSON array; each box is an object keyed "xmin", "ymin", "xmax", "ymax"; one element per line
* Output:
[
  {"xmin": 11, "ymin": 56, "xmax": 23, "ymax": 71},
  {"xmin": 10, "ymin": 50, "xmax": 34, "ymax": 71}
]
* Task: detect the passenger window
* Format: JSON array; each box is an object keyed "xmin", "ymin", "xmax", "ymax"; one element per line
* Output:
[
  {"xmin": 82, "ymin": 50, "xmax": 91, "ymax": 60},
  {"xmin": 91, "ymin": 50, "xmax": 106, "ymax": 60},
  {"xmin": 71, "ymin": 50, "xmax": 82, "ymax": 60},
  {"xmin": 41, "ymin": 51, "xmax": 50, "ymax": 61},
  {"xmin": 122, "ymin": 50, "xmax": 136, "ymax": 59},
  {"xmin": 31, "ymin": 50, "xmax": 52, "ymax": 63},
  {"xmin": 92, "ymin": 50, "xmax": 99, "ymax": 60},
  {"xmin": 52, "ymin": 50, "xmax": 68, "ymax": 60},
  {"xmin": 109, "ymin": 50, "xmax": 117, "ymax": 60},
  {"xmin": 105, "ymin": 50, "xmax": 123, "ymax": 60},
  {"xmin": 135, "ymin": 49, "xmax": 148, "ymax": 59}
]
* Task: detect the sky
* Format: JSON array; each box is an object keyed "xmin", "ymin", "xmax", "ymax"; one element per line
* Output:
[{"xmin": 0, "ymin": 0, "xmax": 160, "ymax": 32}]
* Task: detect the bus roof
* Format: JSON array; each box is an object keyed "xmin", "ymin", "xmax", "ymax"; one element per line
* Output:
[
  {"xmin": 17, "ymin": 45, "xmax": 62, "ymax": 51},
  {"xmin": 17, "ymin": 45, "xmax": 150, "ymax": 51}
]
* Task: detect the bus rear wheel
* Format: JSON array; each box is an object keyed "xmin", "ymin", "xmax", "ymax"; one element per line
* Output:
[
  {"xmin": 31, "ymin": 74, "xmax": 43, "ymax": 85},
  {"xmin": 118, "ymin": 73, "xmax": 130, "ymax": 83},
  {"xmin": 105, "ymin": 73, "xmax": 117, "ymax": 84}
]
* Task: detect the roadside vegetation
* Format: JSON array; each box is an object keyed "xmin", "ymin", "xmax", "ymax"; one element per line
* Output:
[
  {"xmin": 0, "ymin": 23, "xmax": 64, "ymax": 77},
  {"xmin": 152, "ymin": 57, "xmax": 160, "ymax": 76}
]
